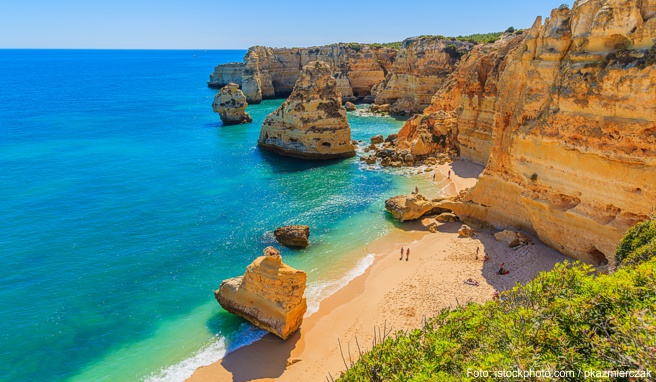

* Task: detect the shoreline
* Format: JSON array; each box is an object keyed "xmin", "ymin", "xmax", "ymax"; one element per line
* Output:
[{"xmin": 188, "ymin": 159, "xmax": 567, "ymax": 381}]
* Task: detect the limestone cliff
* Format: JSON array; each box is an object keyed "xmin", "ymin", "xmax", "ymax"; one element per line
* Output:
[
  {"xmin": 372, "ymin": 37, "xmax": 474, "ymax": 115},
  {"xmin": 411, "ymin": 0, "xmax": 656, "ymax": 265},
  {"xmin": 215, "ymin": 247, "xmax": 307, "ymax": 340},
  {"xmin": 209, "ymin": 44, "xmax": 397, "ymax": 104},
  {"xmin": 211, "ymin": 83, "xmax": 252, "ymax": 125},
  {"xmin": 258, "ymin": 61, "xmax": 356, "ymax": 159}
]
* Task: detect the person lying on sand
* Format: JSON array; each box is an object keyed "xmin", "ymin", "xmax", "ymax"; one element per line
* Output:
[
  {"xmin": 464, "ymin": 278, "xmax": 480, "ymax": 287},
  {"xmin": 482, "ymin": 253, "xmax": 490, "ymax": 261},
  {"xmin": 498, "ymin": 263, "xmax": 509, "ymax": 275}
]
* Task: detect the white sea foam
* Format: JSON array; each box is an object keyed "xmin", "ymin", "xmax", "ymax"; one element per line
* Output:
[
  {"xmin": 143, "ymin": 253, "xmax": 375, "ymax": 382},
  {"xmin": 305, "ymin": 253, "xmax": 375, "ymax": 316},
  {"xmin": 144, "ymin": 323, "xmax": 266, "ymax": 382}
]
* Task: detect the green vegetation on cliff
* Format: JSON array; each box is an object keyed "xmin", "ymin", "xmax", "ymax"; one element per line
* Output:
[{"xmin": 339, "ymin": 218, "xmax": 656, "ymax": 381}]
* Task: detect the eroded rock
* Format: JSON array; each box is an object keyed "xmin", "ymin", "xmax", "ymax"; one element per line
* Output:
[
  {"xmin": 215, "ymin": 247, "xmax": 307, "ymax": 340},
  {"xmin": 258, "ymin": 61, "xmax": 355, "ymax": 160},
  {"xmin": 385, "ymin": 193, "xmax": 449, "ymax": 222},
  {"xmin": 212, "ymin": 83, "xmax": 252, "ymax": 125}
]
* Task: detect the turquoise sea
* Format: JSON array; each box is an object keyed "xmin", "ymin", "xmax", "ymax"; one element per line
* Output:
[{"xmin": 0, "ymin": 50, "xmax": 440, "ymax": 381}]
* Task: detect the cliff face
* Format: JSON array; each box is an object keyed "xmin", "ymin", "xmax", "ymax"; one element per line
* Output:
[
  {"xmin": 208, "ymin": 39, "xmax": 473, "ymax": 115},
  {"xmin": 372, "ymin": 37, "xmax": 474, "ymax": 115},
  {"xmin": 258, "ymin": 61, "xmax": 356, "ymax": 159},
  {"xmin": 413, "ymin": 0, "xmax": 656, "ymax": 265},
  {"xmin": 209, "ymin": 44, "xmax": 397, "ymax": 104},
  {"xmin": 215, "ymin": 247, "xmax": 307, "ymax": 340}
]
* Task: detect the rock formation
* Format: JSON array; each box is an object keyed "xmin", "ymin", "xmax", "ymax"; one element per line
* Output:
[
  {"xmin": 274, "ymin": 225, "xmax": 310, "ymax": 248},
  {"xmin": 207, "ymin": 39, "xmax": 474, "ymax": 114},
  {"xmin": 344, "ymin": 101, "xmax": 356, "ymax": 111},
  {"xmin": 258, "ymin": 61, "xmax": 356, "ymax": 159},
  {"xmin": 209, "ymin": 44, "xmax": 398, "ymax": 104},
  {"xmin": 494, "ymin": 230, "xmax": 531, "ymax": 247},
  {"xmin": 403, "ymin": 0, "xmax": 656, "ymax": 265},
  {"xmin": 385, "ymin": 193, "xmax": 449, "ymax": 221},
  {"xmin": 212, "ymin": 83, "xmax": 252, "ymax": 125},
  {"xmin": 458, "ymin": 225, "xmax": 475, "ymax": 237},
  {"xmin": 372, "ymin": 37, "xmax": 474, "ymax": 115},
  {"xmin": 215, "ymin": 247, "xmax": 307, "ymax": 340}
]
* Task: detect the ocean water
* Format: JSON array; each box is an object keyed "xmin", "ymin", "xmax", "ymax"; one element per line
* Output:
[{"xmin": 0, "ymin": 50, "xmax": 431, "ymax": 381}]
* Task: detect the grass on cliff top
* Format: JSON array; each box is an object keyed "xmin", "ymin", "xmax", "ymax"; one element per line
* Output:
[
  {"xmin": 337, "ymin": 217, "xmax": 656, "ymax": 381},
  {"xmin": 351, "ymin": 29, "xmax": 521, "ymax": 52}
]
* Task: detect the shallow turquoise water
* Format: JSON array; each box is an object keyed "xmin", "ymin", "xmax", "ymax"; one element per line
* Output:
[{"xmin": 0, "ymin": 50, "xmax": 415, "ymax": 381}]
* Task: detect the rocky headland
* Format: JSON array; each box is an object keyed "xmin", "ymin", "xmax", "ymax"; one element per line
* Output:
[
  {"xmin": 215, "ymin": 247, "xmax": 307, "ymax": 340},
  {"xmin": 211, "ymin": 83, "xmax": 252, "ymax": 125},
  {"xmin": 257, "ymin": 61, "xmax": 356, "ymax": 160}
]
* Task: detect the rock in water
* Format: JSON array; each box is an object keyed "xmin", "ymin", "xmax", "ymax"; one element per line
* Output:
[
  {"xmin": 274, "ymin": 225, "xmax": 310, "ymax": 248},
  {"xmin": 212, "ymin": 83, "xmax": 253, "ymax": 125},
  {"xmin": 257, "ymin": 61, "xmax": 356, "ymax": 160},
  {"xmin": 215, "ymin": 247, "xmax": 307, "ymax": 340},
  {"xmin": 385, "ymin": 193, "xmax": 449, "ymax": 222},
  {"xmin": 344, "ymin": 101, "xmax": 356, "ymax": 111}
]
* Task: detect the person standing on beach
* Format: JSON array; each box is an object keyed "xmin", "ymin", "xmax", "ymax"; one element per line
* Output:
[
  {"xmin": 476, "ymin": 247, "xmax": 480, "ymax": 260},
  {"xmin": 432, "ymin": 173, "xmax": 436, "ymax": 181},
  {"xmin": 406, "ymin": 248, "xmax": 410, "ymax": 261},
  {"xmin": 415, "ymin": 186, "xmax": 419, "ymax": 194},
  {"xmin": 448, "ymin": 170, "xmax": 451, "ymax": 179},
  {"xmin": 400, "ymin": 247, "xmax": 404, "ymax": 261}
]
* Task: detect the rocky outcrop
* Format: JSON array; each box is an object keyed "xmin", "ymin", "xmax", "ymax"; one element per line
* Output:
[
  {"xmin": 212, "ymin": 83, "xmax": 252, "ymax": 125},
  {"xmin": 215, "ymin": 247, "xmax": 307, "ymax": 340},
  {"xmin": 385, "ymin": 193, "xmax": 449, "ymax": 222},
  {"xmin": 274, "ymin": 225, "xmax": 310, "ymax": 248},
  {"xmin": 209, "ymin": 44, "xmax": 398, "ymax": 103},
  {"xmin": 372, "ymin": 37, "xmax": 474, "ymax": 115},
  {"xmin": 458, "ymin": 224, "xmax": 475, "ymax": 237},
  {"xmin": 258, "ymin": 61, "xmax": 356, "ymax": 160},
  {"xmin": 408, "ymin": 0, "xmax": 656, "ymax": 265},
  {"xmin": 494, "ymin": 230, "xmax": 531, "ymax": 247}
]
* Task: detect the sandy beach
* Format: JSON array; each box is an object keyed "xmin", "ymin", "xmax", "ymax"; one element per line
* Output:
[{"xmin": 188, "ymin": 159, "xmax": 568, "ymax": 381}]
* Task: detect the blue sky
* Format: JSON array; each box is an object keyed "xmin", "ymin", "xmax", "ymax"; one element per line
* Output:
[{"xmin": 0, "ymin": 0, "xmax": 574, "ymax": 49}]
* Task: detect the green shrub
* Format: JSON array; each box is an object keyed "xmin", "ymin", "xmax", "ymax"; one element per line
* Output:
[
  {"xmin": 444, "ymin": 44, "xmax": 463, "ymax": 60},
  {"xmin": 616, "ymin": 216, "xmax": 656, "ymax": 266}
]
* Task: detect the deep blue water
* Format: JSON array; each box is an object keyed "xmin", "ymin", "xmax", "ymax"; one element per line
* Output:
[{"xmin": 0, "ymin": 50, "xmax": 409, "ymax": 381}]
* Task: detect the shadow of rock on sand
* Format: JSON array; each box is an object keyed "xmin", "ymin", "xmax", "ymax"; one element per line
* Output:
[
  {"xmin": 474, "ymin": 230, "xmax": 567, "ymax": 293},
  {"xmin": 220, "ymin": 331, "xmax": 300, "ymax": 382},
  {"xmin": 450, "ymin": 158, "xmax": 484, "ymax": 180},
  {"xmin": 437, "ymin": 221, "xmax": 462, "ymax": 234}
]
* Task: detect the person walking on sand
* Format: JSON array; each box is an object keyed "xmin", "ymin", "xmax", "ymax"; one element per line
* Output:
[
  {"xmin": 476, "ymin": 247, "xmax": 480, "ymax": 260},
  {"xmin": 415, "ymin": 186, "xmax": 419, "ymax": 194},
  {"xmin": 406, "ymin": 248, "xmax": 410, "ymax": 261},
  {"xmin": 448, "ymin": 170, "xmax": 451, "ymax": 179},
  {"xmin": 400, "ymin": 247, "xmax": 404, "ymax": 261},
  {"xmin": 432, "ymin": 173, "xmax": 436, "ymax": 181}
]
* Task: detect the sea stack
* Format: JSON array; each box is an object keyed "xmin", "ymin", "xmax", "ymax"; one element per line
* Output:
[
  {"xmin": 212, "ymin": 83, "xmax": 252, "ymax": 125},
  {"xmin": 257, "ymin": 61, "xmax": 356, "ymax": 159},
  {"xmin": 215, "ymin": 246, "xmax": 307, "ymax": 340}
]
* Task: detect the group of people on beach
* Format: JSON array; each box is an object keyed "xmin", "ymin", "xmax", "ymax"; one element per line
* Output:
[{"xmin": 400, "ymin": 247, "xmax": 410, "ymax": 261}]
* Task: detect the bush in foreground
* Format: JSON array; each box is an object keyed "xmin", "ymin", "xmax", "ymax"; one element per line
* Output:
[{"xmin": 339, "ymin": 218, "xmax": 656, "ymax": 381}]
